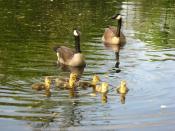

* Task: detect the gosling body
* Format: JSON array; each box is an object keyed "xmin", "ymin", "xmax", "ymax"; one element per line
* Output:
[
  {"xmin": 117, "ymin": 80, "xmax": 129, "ymax": 94},
  {"xmin": 32, "ymin": 77, "xmax": 51, "ymax": 91}
]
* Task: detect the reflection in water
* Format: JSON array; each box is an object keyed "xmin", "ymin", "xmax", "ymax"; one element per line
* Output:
[
  {"xmin": 104, "ymin": 43, "xmax": 121, "ymax": 72},
  {"xmin": 101, "ymin": 93, "xmax": 108, "ymax": 104},
  {"xmin": 56, "ymin": 63, "xmax": 85, "ymax": 78},
  {"xmin": 102, "ymin": 13, "xmax": 126, "ymax": 71},
  {"xmin": 119, "ymin": 93, "xmax": 127, "ymax": 104},
  {"xmin": 45, "ymin": 89, "xmax": 52, "ymax": 97},
  {"xmin": 28, "ymin": 112, "xmax": 59, "ymax": 129},
  {"xmin": 103, "ymin": 40, "xmax": 126, "ymax": 72},
  {"xmin": 69, "ymin": 88, "xmax": 78, "ymax": 98},
  {"xmin": 1, "ymin": 0, "xmax": 175, "ymax": 130}
]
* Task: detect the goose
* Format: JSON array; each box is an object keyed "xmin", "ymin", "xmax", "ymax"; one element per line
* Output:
[
  {"xmin": 53, "ymin": 29, "xmax": 86, "ymax": 67},
  {"xmin": 102, "ymin": 14, "xmax": 126, "ymax": 68},
  {"xmin": 102, "ymin": 14, "xmax": 126, "ymax": 45}
]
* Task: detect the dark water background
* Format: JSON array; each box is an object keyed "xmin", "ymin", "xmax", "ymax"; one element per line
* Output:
[{"xmin": 0, "ymin": 0, "xmax": 175, "ymax": 130}]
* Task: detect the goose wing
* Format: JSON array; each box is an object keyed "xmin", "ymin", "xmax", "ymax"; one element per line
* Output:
[
  {"xmin": 108, "ymin": 26, "xmax": 125, "ymax": 38},
  {"xmin": 56, "ymin": 46, "xmax": 75, "ymax": 62},
  {"xmin": 103, "ymin": 26, "xmax": 117, "ymax": 41}
]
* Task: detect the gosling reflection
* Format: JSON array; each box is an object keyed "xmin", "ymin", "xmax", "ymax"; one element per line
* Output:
[
  {"xmin": 116, "ymin": 80, "xmax": 129, "ymax": 104},
  {"xmin": 45, "ymin": 89, "xmax": 51, "ymax": 97},
  {"xmin": 101, "ymin": 93, "xmax": 108, "ymax": 103},
  {"xmin": 119, "ymin": 93, "xmax": 126, "ymax": 104},
  {"xmin": 69, "ymin": 88, "xmax": 78, "ymax": 98}
]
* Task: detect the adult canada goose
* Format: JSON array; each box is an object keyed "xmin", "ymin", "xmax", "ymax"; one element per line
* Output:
[
  {"xmin": 102, "ymin": 14, "xmax": 126, "ymax": 45},
  {"xmin": 53, "ymin": 29, "xmax": 86, "ymax": 67},
  {"xmin": 102, "ymin": 14, "xmax": 126, "ymax": 68}
]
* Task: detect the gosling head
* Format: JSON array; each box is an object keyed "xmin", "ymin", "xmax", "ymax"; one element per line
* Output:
[
  {"xmin": 121, "ymin": 80, "xmax": 126, "ymax": 87},
  {"xmin": 101, "ymin": 82, "xmax": 109, "ymax": 93},
  {"xmin": 111, "ymin": 14, "xmax": 122, "ymax": 20},
  {"xmin": 92, "ymin": 75, "xmax": 100, "ymax": 85}
]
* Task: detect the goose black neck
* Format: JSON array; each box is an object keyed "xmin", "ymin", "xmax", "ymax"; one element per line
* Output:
[
  {"xmin": 74, "ymin": 35, "xmax": 81, "ymax": 53},
  {"xmin": 117, "ymin": 19, "xmax": 122, "ymax": 37}
]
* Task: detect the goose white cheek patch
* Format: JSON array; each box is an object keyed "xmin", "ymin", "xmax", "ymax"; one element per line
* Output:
[
  {"xmin": 117, "ymin": 15, "xmax": 121, "ymax": 20},
  {"xmin": 73, "ymin": 30, "xmax": 79, "ymax": 36}
]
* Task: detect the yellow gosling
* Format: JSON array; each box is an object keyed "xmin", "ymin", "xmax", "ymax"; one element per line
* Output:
[
  {"xmin": 55, "ymin": 77, "xmax": 68, "ymax": 87},
  {"xmin": 92, "ymin": 75, "xmax": 100, "ymax": 85},
  {"xmin": 96, "ymin": 82, "xmax": 109, "ymax": 94},
  {"xmin": 69, "ymin": 73, "xmax": 78, "ymax": 88},
  {"xmin": 44, "ymin": 76, "xmax": 51, "ymax": 90},
  {"xmin": 116, "ymin": 80, "xmax": 129, "ymax": 94},
  {"xmin": 55, "ymin": 73, "xmax": 78, "ymax": 89},
  {"xmin": 78, "ymin": 74, "xmax": 100, "ymax": 89},
  {"xmin": 32, "ymin": 76, "xmax": 51, "ymax": 91}
]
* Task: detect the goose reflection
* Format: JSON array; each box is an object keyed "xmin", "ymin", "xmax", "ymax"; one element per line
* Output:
[
  {"xmin": 104, "ymin": 43, "xmax": 124, "ymax": 72},
  {"xmin": 57, "ymin": 62, "xmax": 85, "ymax": 78},
  {"xmin": 102, "ymin": 14, "xmax": 126, "ymax": 72}
]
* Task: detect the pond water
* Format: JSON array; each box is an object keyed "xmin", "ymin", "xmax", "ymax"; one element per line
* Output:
[{"xmin": 0, "ymin": 0, "xmax": 175, "ymax": 130}]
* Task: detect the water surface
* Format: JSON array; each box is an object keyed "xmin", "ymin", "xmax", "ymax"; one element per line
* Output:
[{"xmin": 0, "ymin": 0, "xmax": 175, "ymax": 130}]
